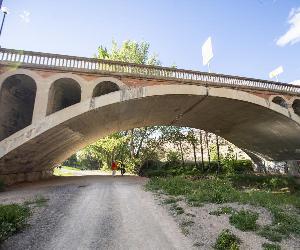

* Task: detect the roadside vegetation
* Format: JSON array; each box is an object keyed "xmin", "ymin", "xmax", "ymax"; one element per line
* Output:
[
  {"xmin": 146, "ymin": 169, "xmax": 300, "ymax": 246},
  {"xmin": 214, "ymin": 229, "xmax": 240, "ymax": 250},
  {"xmin": 0, "ymin": 204, "xmax": 30, "ymax": 242},
  {"xmin": 0, "ymin": 195, "xmax": 48, "ymax": 243},
  {"xmin": 53, "ymin": 166, "xmax": 75, "ymax": 176}
]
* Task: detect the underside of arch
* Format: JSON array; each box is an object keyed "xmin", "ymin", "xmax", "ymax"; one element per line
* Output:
[
  {"xmin": 47, "ymin": 78, "xmax": 81, "ymax": 115},
  {"xmin": 293, "ymin": 99, "xmax": 300, "ymax": 116},
  {"xmin": 92, "ymin": 81, "xmax": 120, "ymax": 97},
  {"xmin": 1, "ymin": 85, "xmax": 300, "ymax": 176},
  {"xmin": 272, "ymin": 96, "xmax": 288, "ymax": 108},
  {"xmin": 0, "ymin": 74, "xmax": 37, "ymax": 141}
]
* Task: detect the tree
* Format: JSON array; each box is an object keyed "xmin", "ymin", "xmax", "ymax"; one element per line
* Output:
[
  {"xmin": 79, "ymin": 132, "xmax": 129, "ymax": 168},
  {"xmin": 97, "ymin": 40, "xmax": 160, "ymax": 66},
  {"xmin": 159, "ymin": 126, "xmax": 187, "ymax": 166},
  {"xmin": 97, "ymin": 40, "xmax": 161, "ymax": 163},
  {"xmin": 186, "ymin": 128, "xmax": 198, "ymax": 167}
]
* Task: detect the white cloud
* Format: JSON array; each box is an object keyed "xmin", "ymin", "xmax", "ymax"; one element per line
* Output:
[
  {"xmin": 276, "ymin": 8, "xmax": 300, "ymax": 46},
  {"xmin": 19, "ymin": 10, "xmax": 30, "ymax": 23},
  {"xmin": 289, "ymin": 80, "xmax": 300, "ymax": 85}
]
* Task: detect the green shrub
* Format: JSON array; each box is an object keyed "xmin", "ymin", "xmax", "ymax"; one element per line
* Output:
[
  {"xmin": 0, "ymin": 204, "xmax": 30, "ymax": 242},
  {"xmin": 138, "ymin": 160, "xmax": 163, "ymax": 177},
  {"xmin": 228, "ymin": 174, "xmax": 300, "ymax": 193},
  {"xmin": 259, "ymin": 207, "xmax": 300, "ymax": 241},
  {"xmin": 146, "ymin": 175, "xmax": 300, "ymax": 242},
  {"xmin": 166, "ymin": 151, "xmax": 181, "ymax": 165},
  {"xmin": 258, "ymin": 226, "xmax": 283, "ymax": 242},
  {"xmin": 214, "ymin": 229, "xmax": 240, "ymax": 250},
  {"xmin": 229, "ymin": 210, "xmax": 258, "ymax": 231},
  {"xmin": 262, "ymin": 242, "xmax": 281, "ymax": 250}
]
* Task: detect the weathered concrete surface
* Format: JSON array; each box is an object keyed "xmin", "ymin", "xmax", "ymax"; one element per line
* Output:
[
  {"xmin": 1, "ymin": 64, "xmax": 300, "ymax": 184},
  {"xmin": 0, "ymin": 84, "xmax": 300, "ymax": 184},
  {"xmin": 0, "ymin": 170, "xmax": 53, "ymax": 185}
]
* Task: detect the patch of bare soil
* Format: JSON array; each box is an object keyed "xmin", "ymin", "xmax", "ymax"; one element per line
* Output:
[{"xmin": 153, "ymin": 193, "xmax": 300, "ymax": 250}]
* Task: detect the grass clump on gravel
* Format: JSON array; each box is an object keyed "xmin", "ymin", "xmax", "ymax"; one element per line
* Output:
[
  {"xmin": 170, "ymin": 204, "xmax": 184, "ymax": 215},
  {"xmin": 24, "ymin": 196, "xmax": 49, "ymax": 207},
  {"xmin": 257, "ymin": 207, "xmax": 300, "ymax": 242},
  {"xmin": 262, "ymin": 242, "xmax": 281, "ymax": 250},
  {"xmin": 210, "ymin": 206, "xmax": 235, "ymax": 216},
  {"xmin": 146, "ymin": 175, "xmax": 300, "ymax": 242},
  {"xmin": 163, "ymin": 198, "xmax": 178, "ymax": 204},
  {"xmin": 180, "ymin": 220, "xmax": 194, "ymax": 236},
  {"xmin": 0, "ymin": 204, "xmax": 30, "ymax": 242},
  {"xmin": 229, "ymin": 210, "xmax": 258, "ymax": 231},
  {"xmin": 214, "ymin": 229, "xmax": 240, "ymax": 250}
]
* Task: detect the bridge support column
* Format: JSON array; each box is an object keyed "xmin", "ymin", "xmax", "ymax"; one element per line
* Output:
[
  {"xmin": 0, "ymin": 170, "xmax": 53, "ymax": 185},
  {"xmin": 32, "ymin": 86, "xmax": 49, "ymax": 122},
  {"xmin": 286, "ymin": 160, "xmax": 300, "ymax": 177}
]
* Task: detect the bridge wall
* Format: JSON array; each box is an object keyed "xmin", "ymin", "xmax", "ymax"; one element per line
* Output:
[
  {"xmin": 1, "ymin": 65, "xmax": 299, "ymax": 126},
  {"xmin": 0, "ymin": 65, "xmax": 300, "ymax": 184}
]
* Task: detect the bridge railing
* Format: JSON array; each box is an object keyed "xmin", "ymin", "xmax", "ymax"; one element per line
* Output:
[{"xmin": 1, "ymin": 48, "xmax": 300, "ymax": 94}]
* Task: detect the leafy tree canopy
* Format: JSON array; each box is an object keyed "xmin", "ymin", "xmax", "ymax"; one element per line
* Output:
[{"xmin": 97, "ymin": 40, "xmax": 161, "ymax": 66}]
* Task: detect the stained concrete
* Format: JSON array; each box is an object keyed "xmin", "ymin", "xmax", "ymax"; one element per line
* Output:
[{"xmin": 0, "ymin": 67, "xmax": 300, "ymax": 184}]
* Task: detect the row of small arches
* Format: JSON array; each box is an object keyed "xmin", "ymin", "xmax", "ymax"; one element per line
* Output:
[
  {"xmin": 271, "ymin": 96, "xmax": 300, "ymax": 116},
  {"xmin": 0, "ymin": 74, "xmax": 120, "ymax": 141}
]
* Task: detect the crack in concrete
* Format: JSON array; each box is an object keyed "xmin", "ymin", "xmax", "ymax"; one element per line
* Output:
[{"xmin": 170, "ymin": 89, "xmax": 209, "ymax": 126}]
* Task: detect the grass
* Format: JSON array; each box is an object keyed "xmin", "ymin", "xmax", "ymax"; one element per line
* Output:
[
  {"xmin": 24, "ymin": 195, "xmax": 49, "ymax": 207},
  {"xmin": 229, "ymin": 210, "xmax": 258, "ymax": 231},
  {"xmin": 262, "ymin": 242, "xmax": 281, "ymax": 250},
  {"xmin": 180, "ymin": 220, "xmax": 194, "ymax": 227},
  {"xmin": 170, "ymin": 204, "xmax": 184, "ymax": 215},
  {"xmin": 0, "ymin": 204, "xmax": 30, "ymax": 242},
  {"xmin": 146, "ymin": 175, "xmax": 300, "ymax": 242},
  {"xmin": 180, "ymin": 219, "xmax": 194, "ymax": 236},
  {"xmin": 53, "ymin": 167, "xmax": 74, "ymax": 176},
  {"xmin": 214, "ymin": 229, "xmax": 240, "ymax": 250},
  {"xmin": 62, "ymin": 166, "xmax": 81, "ymax": 171},
  {"xmin": 210, "ymin": 206, "xmax": 235, "ymax": 216},
  {"xmin": 163, "ymin": 197, "xmax": 178, "ymax": 204},
  {"xmin": 210, "ymin": 207, "xmax": 259, "ymax": 232}
]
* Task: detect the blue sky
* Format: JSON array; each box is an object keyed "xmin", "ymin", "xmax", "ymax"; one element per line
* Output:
[{"xmin": 1, "ymin": 0, "xmax": 300, "ymax": 83}]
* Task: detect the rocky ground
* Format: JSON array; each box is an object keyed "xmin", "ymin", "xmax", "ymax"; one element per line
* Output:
[
  {"xmin": 1, "ymin": 173, "xmax": 299, "ymax": 249},
  {"xmin": 0, "ymin": 176, "xmax": 193, "ymax": 250},
  {"xmin": 153, "ymin": 192, "xmax": 300, "ymax": 250}
]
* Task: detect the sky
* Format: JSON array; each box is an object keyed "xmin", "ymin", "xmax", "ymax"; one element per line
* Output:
[{"xmin": 0, "ymin": 0, "xmax": 300, "ymax": 83}]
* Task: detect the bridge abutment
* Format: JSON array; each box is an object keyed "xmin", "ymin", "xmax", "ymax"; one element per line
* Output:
[{"xmin": 0, "ymin": 169, "xmax": 53, "ymax": 185}]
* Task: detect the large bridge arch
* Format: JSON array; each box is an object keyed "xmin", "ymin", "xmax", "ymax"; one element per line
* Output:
[{"xmin": 1, "ymin": 84, "xmax": 300, "ymax": 182}]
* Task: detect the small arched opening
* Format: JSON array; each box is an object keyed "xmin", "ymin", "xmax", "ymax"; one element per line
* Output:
[
  {"xmin": 272, "ymin": 96, "xmax": 288, "ymax": 108},
  {"xmin": 92, "ymin": 81, "xmax": 120, "ymax": 97},
  {"xmin": 47, "ymin": 78, "xmax": 81, "ymax": 115},
  {"xmin": 292, "ymin": 99, "xmax": 300, "ymax": 116},
  {"xmin": 0, "ymin": 74, "xmax": 37, "ymax": 141}
]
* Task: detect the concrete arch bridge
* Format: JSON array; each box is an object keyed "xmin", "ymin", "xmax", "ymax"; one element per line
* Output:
[{"xmin": 0, "ymin": 48, "xmax": 300, "ymax": 184}]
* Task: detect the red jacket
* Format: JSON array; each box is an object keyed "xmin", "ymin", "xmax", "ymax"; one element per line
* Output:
[{"xmin": 111, "ymin": 162, "xmax": 118, "ymax": 170}]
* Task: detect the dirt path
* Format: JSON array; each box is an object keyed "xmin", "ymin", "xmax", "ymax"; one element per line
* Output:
[{"xmin": 0, "ymin": 176, "xmax": 193, "ymax": 250}]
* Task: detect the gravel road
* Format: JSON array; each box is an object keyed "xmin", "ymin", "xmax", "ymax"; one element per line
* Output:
[{"xmin": 0, "ymin": 176, "xmax": 193, "ymax": 250}]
